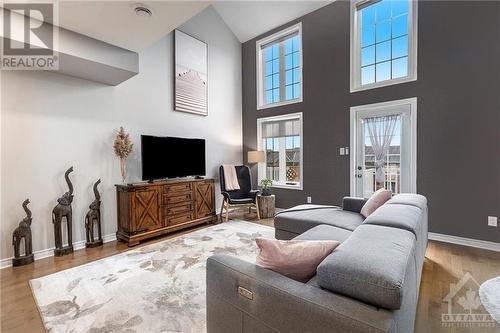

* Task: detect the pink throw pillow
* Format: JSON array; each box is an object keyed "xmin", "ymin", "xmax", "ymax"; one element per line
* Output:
[
  {"xmin": 255, "ymin": 238, "xmax": 340, "ymax": 282},
  {"xmin": 360, "ymin": 188, "xmax": 392, "ymax": 217}
]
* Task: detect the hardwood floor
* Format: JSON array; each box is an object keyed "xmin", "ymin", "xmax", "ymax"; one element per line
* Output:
[{"xmin": 1, "ymin": 210, "xmax": 498, "ymax": 333}]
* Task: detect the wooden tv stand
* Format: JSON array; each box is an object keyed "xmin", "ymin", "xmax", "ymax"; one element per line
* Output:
[{"xmin": 115, "ymin": 178, "xmax": 217, "ymax": 246}]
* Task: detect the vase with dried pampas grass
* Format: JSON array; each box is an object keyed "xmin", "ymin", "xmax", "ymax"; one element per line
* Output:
[{"xmin": 113, "ymin": 127, "xmax": 133, "ymax": 183}]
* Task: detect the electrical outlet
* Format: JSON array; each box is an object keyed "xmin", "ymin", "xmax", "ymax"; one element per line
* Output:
[
  {"xmin": 307, "ymin": 196, "xmax": 312, "ymax": 203},
  {"xmin": 339, "ymin": 148, "xmax": 345, "ymax": 155},
  {"xmin": 488, "ymin": 216, "xmax": 497, "ymax": 227},
  {"xmin": 345, "ymin": 147, "xmax": 349, "ymax": 155}
]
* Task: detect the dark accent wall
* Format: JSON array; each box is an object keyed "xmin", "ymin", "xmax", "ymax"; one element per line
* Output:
[{"xmin": 242, "ymin": 1, "xmax": 500, "ymax": 243}]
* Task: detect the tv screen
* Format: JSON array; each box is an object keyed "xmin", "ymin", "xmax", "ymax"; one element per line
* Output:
[{"xmin": 141, "ymin": 135, "xmax": 206, "ymax": 181}]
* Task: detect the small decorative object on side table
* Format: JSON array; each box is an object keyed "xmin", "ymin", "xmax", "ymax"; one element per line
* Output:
[
  {"xmin": 260, "ymin": 179, "xmax": 272, "ymax": 196},
  {"xmin": 257, "ymin": 194, "xmax": 275, "ymax": 219}
]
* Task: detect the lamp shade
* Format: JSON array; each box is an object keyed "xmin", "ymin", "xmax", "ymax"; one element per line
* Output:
[{"xmin": 248, "ymin": 150, "xmax": 265, "ymax": 163}]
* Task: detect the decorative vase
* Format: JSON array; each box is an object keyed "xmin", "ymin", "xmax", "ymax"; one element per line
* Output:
[
  {"xmin": 261, "ymin": 186, "xmax": 271, "ymax": 196},
  {"xmin": 120, "ymin": 158, "xmax": 127, "ymax": 183},
  {"xmin": 113, "ymin": 126, "xmax": 133, "ymax": 184}
]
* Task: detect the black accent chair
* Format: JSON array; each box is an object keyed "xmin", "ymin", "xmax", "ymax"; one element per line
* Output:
[{"xmin": 219, "ymin": 165, "xmax": 260, "ymax": 221}]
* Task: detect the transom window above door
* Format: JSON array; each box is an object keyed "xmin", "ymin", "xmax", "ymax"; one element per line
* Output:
[
  {"xmin": 351, "ymin": 0, "xmax": 417, "ymax": 92},
  {"xmin": 256, "ymin": 23, "xmax": 303, "ymax": 109},
  {"xmin": 257, "ymin": 113, "xmax": 303, "ymax": 189}
]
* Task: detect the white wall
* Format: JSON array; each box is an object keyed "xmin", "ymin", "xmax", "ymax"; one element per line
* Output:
[{"xmin": 0, "ymin": 7, "xmax": 242, "ymax": 262}]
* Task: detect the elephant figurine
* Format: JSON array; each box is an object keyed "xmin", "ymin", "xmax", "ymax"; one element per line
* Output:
[
  {"xmin": 12, "ymin": 199, "xmax": 34, "ymax": 266},
  {"xmin": 85, "ymin": 179, "xmax": 103, "ymax": 248},
  {"xmin": 52, "ymin": 166, "xmax": 74, "ymax": 256}
]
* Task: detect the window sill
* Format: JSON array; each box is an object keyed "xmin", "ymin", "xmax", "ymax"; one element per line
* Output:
[
  {"xmin": 257, "ymin": 97, "xmax": 303, "ymax": 110},
  {"xmin": 270, "ymin": 183, "xmax": 303, "ymax": 191},
  {"xmin": 350, "ymin": 75, "xmax": 417, "ymax": 93}
]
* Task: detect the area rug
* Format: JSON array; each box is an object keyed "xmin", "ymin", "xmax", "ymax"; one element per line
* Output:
[
  {"xmin": 479, "ymin": 276, "xmax": 500, "ymax": 324},
  {"xmin": 30, "ymin": 221, "xmax": 274, "ymax": 333}
]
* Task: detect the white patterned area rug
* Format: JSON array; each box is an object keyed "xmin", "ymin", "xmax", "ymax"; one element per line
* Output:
[
  {"xmin": 479, "ymin": 276, "xmax": 500, "ymax": 324},
  {"xmin": 30, "ymin": 221, "xmax": 274, "ymax": 333}
]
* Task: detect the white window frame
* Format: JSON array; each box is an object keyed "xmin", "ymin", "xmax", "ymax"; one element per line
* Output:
[
  {"xmin": 349, "ymin": 97, "xmax": 417, "ymax": 196},
  {"xmin": 350, "ymin": 0, "xmax": 418, "ymax": 92},
  {"xmin": 256, "ymin": 23, "xmax": 303, "ymax": 110},
  {"xmin": 257, "ymin": 112, "xmax": 304, "ymax": 190}
]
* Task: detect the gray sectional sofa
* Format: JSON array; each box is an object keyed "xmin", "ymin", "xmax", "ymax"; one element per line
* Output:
[{"xmin": 206, "ymin": 194, "xmax": 428, "ymax": 333}]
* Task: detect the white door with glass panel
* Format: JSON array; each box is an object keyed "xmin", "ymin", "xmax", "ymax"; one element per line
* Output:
[{"xmin": 350, "ymin": 98, "xmax": 416, "ymax": 197}]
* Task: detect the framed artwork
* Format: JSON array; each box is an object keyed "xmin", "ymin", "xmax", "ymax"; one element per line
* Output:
[{"xmin": 174, "ymin": 30, "xmax": 208, "ymax": 116}]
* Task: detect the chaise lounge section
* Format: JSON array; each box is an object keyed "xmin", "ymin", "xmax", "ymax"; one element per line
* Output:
[
  {"xmin": 206, "ymin": 193, "xmax": 428, "ymax": 333},
  {"xmin": 273, "ymin": 197, "xmax": 368, "ymax": 240}
]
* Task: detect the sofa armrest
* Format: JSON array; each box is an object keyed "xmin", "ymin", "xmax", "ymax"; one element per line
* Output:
[
  {"xmin": 342, "ymin": 197, "xmax": 368, "ymax": 214},
  {"xmin": 206, "ymin": 255, "xmax": 394, "ymax": 333}
]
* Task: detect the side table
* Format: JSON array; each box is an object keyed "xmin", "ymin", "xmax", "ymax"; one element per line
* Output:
[{"xmin": 257, "ymin": 194, "xmax": 275, "ymax": 218}]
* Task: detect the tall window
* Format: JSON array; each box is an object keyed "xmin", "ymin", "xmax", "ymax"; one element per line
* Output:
[
  {"xmin": 256, "ymin": 23, "xmax": 303, "ymax": 109},
  {"xmin": 257, "ymin": 113, "xmax": 303, "ymax": 189},
  {"xmin": 351, "ymin": 0, "xmax": 417, "ymax": 91}
]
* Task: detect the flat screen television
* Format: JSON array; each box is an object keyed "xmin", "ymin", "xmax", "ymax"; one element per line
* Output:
[{"xmin": 141, "ymin": 135, "xmax": 206, "ymax": 181}]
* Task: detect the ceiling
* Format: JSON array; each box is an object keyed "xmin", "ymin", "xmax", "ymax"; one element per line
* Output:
[
  {"xmin": 16, "ymin": 1, "xmax": 332, "ymax": 51},
  {"xmin": 57, "ymin": 1, "xmax": 211, "ymax": 51},
  {"xmin": 213, "ymin": 1, "xmax": 331, "ymax": 42}
]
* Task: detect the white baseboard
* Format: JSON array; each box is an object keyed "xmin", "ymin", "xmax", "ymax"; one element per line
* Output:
[
  {"xmin": 0, "ymin": 233, "xmax": 117, "ymax": 269},
  {"xmin": 428, "ymin": 232, "xmax": 500, "ymax": 252},
  {"xmin": 3, "ymin": 231, "xmax": 497, "ymax": 268}
]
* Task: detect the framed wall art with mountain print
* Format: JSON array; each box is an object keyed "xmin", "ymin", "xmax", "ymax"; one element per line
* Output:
[{"xmin": 174, "ymin": 30, "xmax": 208, "ymax": 116}]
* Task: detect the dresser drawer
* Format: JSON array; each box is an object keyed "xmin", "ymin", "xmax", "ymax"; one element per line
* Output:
[
  {"xmin": 167, "ymin": 212, "xmax": 193, "ymax": 227},
  {"xmin": 163, "ymin": 193, "xmax": 192, "ymax": 205},
  {"xmin": 165, "ymin": 202, "xmax": 193, "ymax": 216},
  {"xmin": 164, "ymin": 182, "xmax": 192, "ymax": 195}
]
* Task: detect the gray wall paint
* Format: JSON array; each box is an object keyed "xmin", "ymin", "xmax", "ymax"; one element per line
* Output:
[
  {"xmin": 242, "ymin": 1, "xmax": 500, "ymax": 242},
  {"xmin": 0, "ymin": 7, "xmax": 242, "ymax": 261}
]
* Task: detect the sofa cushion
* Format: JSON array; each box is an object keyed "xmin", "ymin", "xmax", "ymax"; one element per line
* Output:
[
  {"xmin": 316, "ymin": 224, "xmax": 416, "ymax": 310},
  {"xmin": 386, "ymin": 193, "xmax": 427, "ymax": 210},
  {"xmin": 293, "ymin": 225, "xmax": 353, "ymax": 243},
  {"xmin": 274, "ymin": 206, "xmax": 364, "ymax": 235},
  {"xmin": 274, "ymin": 229, "xmax": 299, "ymax": 240},
  {"xmin": 363, "ymin": 203, "xmax": 423, "ymax": 239}
]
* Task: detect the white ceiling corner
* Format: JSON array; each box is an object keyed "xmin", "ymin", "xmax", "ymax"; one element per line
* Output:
[
  {"xmin": 212, "ymin": 1, "xmax": 332, "ymax": 43},
  {"xmin": 16, "ymin": 1, "xmax": 331, "ymax": 52},
  {"xmin": 57, "ymin": 1, "xmax": 212, "ymax": 52}
]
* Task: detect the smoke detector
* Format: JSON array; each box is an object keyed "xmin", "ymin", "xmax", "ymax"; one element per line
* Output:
[{"xmin": 133, "ymin": 4, "xmax": 153, "ymax": 18}]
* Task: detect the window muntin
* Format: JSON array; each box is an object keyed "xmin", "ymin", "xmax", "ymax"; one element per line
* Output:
[
  {"xmin": 351, "ymin": 0, "xmax": 417, "ymax": 91},
  {"xmin": 284, "ymin": 36, "xmax": 301, "ymax": 100},
  {"xmin": 264, "ymin": 44, "xmax": 281, "ymax": 104},
  {"xmin": 257, "ymin": 23, "xmax": 302, "ymax": 109},
  {"xmin": 257, "ymin": 113, "xmax": 303, "ymax": 189},
  {"xmin": 361, "ymin": 0, "xmax": 408, "ymax": 84}
]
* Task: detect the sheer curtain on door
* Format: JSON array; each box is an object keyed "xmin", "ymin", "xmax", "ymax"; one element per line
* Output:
[{"xmin": 365, "ymin": 115, "xmax": 400, "ymax": 185}]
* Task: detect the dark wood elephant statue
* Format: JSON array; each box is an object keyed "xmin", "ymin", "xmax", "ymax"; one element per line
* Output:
[
  {"xmin": 52, "ymin": 167, "xmax": 74, "ymax": 256},
  {"xmin": 12, "ymin": 199, "xmax": 34, "ymax": 266},
  {"xmin": 85, "ymin": 179, "xmax": 103, "ymax": 248}
]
